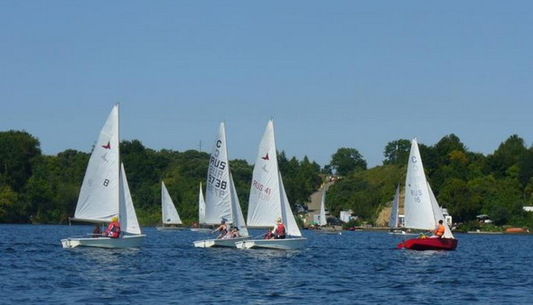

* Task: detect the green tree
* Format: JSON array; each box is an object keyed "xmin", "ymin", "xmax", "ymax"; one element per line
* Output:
[
  {"xmin": 486, "ymin": 134, "xmax": 528, "ymax": 178},
  {"xmin": 0, "ymin": 130, "xmax": 42, "ymax": 192},
  {"xmin": 382, "ymin": 139, "xmax": 410, "ymax": 165},
  {"xmin": 329, "ymin": 147, "xmax": 367, "ymax": 176}
]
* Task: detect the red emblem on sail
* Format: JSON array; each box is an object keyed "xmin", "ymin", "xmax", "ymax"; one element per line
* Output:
[
  {"xmin": 261, "ymin": 153, "xmax": 269, "ymax": 160},
  {"xmin": 102, "ymin": 141, "xmax": 111, "ymax": 149}
]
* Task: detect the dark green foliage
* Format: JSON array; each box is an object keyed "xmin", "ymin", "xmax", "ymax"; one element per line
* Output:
[
  {"xmin": 329, "ymin": 147, "xmax": 367, "ymax": 176},
  {"xmin": 4, "ymin": 129, "xmax": 533, "ymax": 229},
  {"xmin": 0, "ymin": 130, "xmax": 322, "ymax": 225}
]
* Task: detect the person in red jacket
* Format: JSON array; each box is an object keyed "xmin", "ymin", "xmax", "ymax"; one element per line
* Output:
[
  {"xmin": 104, "ymin": 217, "xmax": 121, "ymax": 238},
  {"xmin": 269, "ymin": 217, "xmax": 286, "ymax": 239}
]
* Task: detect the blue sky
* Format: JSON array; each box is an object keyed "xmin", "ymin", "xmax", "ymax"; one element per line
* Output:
[{"xmin": 1, "ymin": 1, "xmax": 532, "ymax": 168}]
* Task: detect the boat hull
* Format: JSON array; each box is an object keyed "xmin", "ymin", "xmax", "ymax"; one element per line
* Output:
[
  {"xmin": 235, "ymin": 237, "xmax": 306, "ymax": 250},
  {"xmin": 398, "ymin": 237, "xmax": 458, "ymax": 251},
  {"xmin": 61, "ymin": 234, "xmax": 146, "ymax": 249},
  {"xmin": 193, "ymin": 237, "xmax": 247, "ymax": 248}
]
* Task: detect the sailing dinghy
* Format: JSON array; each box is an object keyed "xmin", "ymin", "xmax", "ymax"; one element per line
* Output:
[
  {"xmin": 194, "ymin": 122, "xmax": 249, "ymax": 247},
  {"xmin": 190, "ymin": 183, "xmax": 211, "ymax": 233},
  {"xmin": 397, "ymin": 138, "xmax": 458, "ymax": 250},
  {"xmin": 235, "ymin": 120, "xmax": 306, "ymax": 250},
  {"xmin": 61, "ymin": 104, "xmax": 145, "ymax": 249},
  {"xmin": 156, "ymin": 181, "xmax": 183, "ymax": 230}
]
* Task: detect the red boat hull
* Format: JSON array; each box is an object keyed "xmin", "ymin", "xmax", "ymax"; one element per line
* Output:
[{"xmin": 398, "ymin": 237, "xmax": 458, "ymax": 251}]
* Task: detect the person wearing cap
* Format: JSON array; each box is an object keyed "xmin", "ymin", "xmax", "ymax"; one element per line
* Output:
[
  {"xmin": 103, "ymin": 216, "xmax": 121, "ymax": 238},
  {"xmin": 269, "ymin": 217, "xmax": 286, "ymax": 239},
  {"xmin": 213, "ymin": 219, "xmax": 228, "ymax": 239}
]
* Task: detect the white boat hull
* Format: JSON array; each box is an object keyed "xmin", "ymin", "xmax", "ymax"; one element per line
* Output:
[
  {"xmin": 193, "ymin": 237, "xmax": 247, "ymax": 248},
  {"xmin": 235, "ymin": 237, "xmax": 306, "ymax": 250},
  {"xmin": 61, "ymin": 234, "xmax": 146, "ymax": 249}
]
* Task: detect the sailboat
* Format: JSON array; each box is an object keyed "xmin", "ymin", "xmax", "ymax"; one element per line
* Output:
[
  {"xmin": 156, "ymin": 181, "xmax": 183, "ymax": 230},
  {"xmin": 314, "ymin": 184, "xmax": 340, "ymax": 234},
  {"xmin": 193, "ymin": 122, "xmax": 249, "ymax": 247},
  {"xmin": 61, "ymin": 104, "xmax": 145, "ymax": 249},
  {"xmin": 235, "ymin": 120, "xmax": 306, "ymax": 250},
  {"xmin": 397, "ymin": 138, "xmax": 458, "ymax": 250},
  {"xmin": 318, "ymin": 185, "xmax": 328, "ymax": 227},
  {"xmin": 191, "ymin": 182, "xmax": 211, "ymax": 233}
]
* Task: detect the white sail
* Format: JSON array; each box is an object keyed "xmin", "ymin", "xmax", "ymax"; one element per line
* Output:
[
  {"xmin": 427, "ymin": 182, "xmax": 454, "ymax": 238},
  {"xmin": 246, "ymin": 120, "xmax": 302, "ymax": 237},
  {"xmin": 204, "ymin": 122, "xmax": 232, "ymax": 224},
  {"xmin": 161, "ymin": 181, "xmax": 182, "ymax": 225},
  {"xmin": 318, "ymin": 185, "xmax": 328, "ymax": 226},
  {"xmin": 229, "ymin": 173, "xmax": 249, "ymax": 237},
  {"xmin": 404, "ymin": 138, "xmax": 454, "ymax": 240},
  {"xmin": 247, "ymin": 119, "xmax": 283, "ymax": 227},
  {"xmin": 120, "ymin": 163, "xmax": 142, "ymax": 235},
  {"xmin": 388, "ymin": 184, "xmax": 400, "ymax": 229},
  {"xmin": 198, "ymin": 182, "xmax": 206, "ymax": 224},
  {"xmin": 279, "ymin": 173, "xmax": 302, "ymax": 237},
  {"xmin": 73, "ymin": 105, "xmax": 120, "ymax": 222}
]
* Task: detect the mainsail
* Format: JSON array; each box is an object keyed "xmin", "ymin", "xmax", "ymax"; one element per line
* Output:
[
  {"xmin": 204, "ymin": 122, "xmax": 232, "ymax": 224},
  {"xmin": 73, "ymin": 105, "xmax": 120, "ymax": 223},
  {"xmin": 246, "ymin": 120, "xmax": 302, "ymax": 237}
]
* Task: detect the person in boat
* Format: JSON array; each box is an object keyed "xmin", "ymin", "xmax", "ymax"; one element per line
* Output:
[
  {"xmin": 432, "ymin": 219, "xmax": 445, "ymax": 238},
  {"xmin": 222, "ymin": 226, "xmax": 241, "ymax": 239},
  {"xmin": 103, "ymin": 217, "xmax": 121, "ymax": 238},
  {"xmin": 213, "ymin": 219, "xmax": 228, "ymax": 239},
  {"xmin": 269, "ymin": 217, "xmax": 286, "ymax": 239},
  {"xmin": 92, "ymin": 224, "xmax": 102, "ymax": 237}
]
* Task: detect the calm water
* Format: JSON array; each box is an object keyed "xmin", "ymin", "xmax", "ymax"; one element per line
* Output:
[{"xmin": 1, "ymin": 225, "xmax": 532, "ymax": 304}]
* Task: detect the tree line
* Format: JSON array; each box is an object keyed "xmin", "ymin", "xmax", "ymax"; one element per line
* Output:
[{"xmin": 2, "ymin": 130, "xmax": 533, "ymax": 231}]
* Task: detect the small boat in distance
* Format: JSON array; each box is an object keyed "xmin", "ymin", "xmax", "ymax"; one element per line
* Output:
[
  {"xmin": 387, "ymin": 184, "xmax": 413, "ymax": 235},
  {"xmin": 397, "ymin": 138, "xmax": 458, "ymax": 251},
  {"xmin": 191, "ymin": 183, "xmax": 212, "ymax": 233},
  {"xmin": 61, "ymin": 104, "xmax": 145, "ymax": 249},
  {"xmin": 156, "ymin": 181, "xmax": 184, "ymax": 230}
]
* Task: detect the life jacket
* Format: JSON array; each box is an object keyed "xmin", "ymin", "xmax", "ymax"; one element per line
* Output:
[
  {"xmin": 106, "ymin": 221, "xmax": 121, "ymax": 238},
  {"xmin": 435, "ymin": 224, "xmax": 445, "ymax": 237},
  {"xmin": 276, "ymin": 223, "xmax": 286, "ymax": 237}
]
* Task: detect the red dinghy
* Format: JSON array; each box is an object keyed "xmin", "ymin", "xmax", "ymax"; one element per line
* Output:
[{"xmin": 398, "ymin": 237, "xmax": 458, "ymax": 251}]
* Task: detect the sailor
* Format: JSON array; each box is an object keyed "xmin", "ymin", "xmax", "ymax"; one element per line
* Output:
[
  {"xmin": 270, "ymin": 217, "xmax": 286, "ymax": 239},
  {"xmin": 104, "ymin": 217, "xmax": 121, "ymax": 238},
  {"xmin": 433, "ymin": 219, "xmax": 445, "ymax": 238},
  {"xmin": 213, "ymin": 219, "xmax": 228, "ymax": 239}
]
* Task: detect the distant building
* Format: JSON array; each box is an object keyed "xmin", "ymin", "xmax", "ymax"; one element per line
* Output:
[
  {"xmin": 340, "ymin": 210, "xmax": 355, "ymax": 223},
  {"xmin": 441, "ymin": 207, "xmax": 453, "ymax": 226}
]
